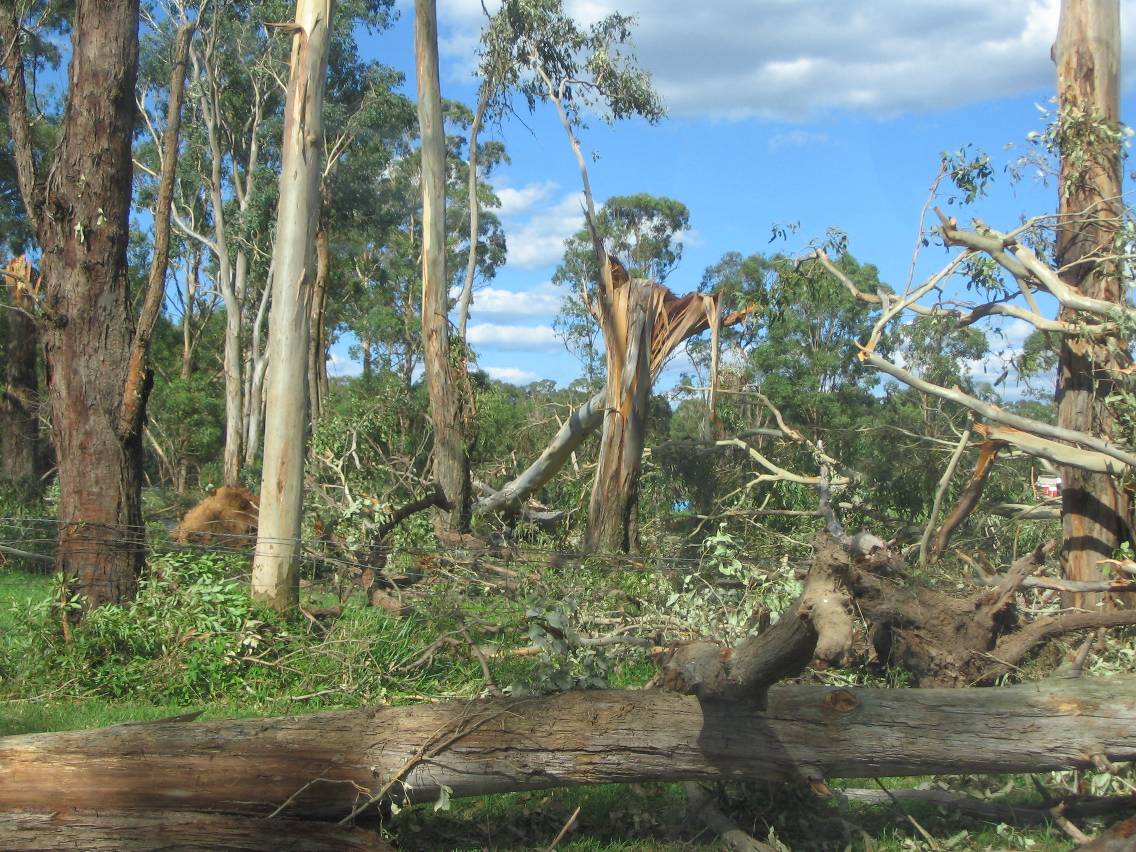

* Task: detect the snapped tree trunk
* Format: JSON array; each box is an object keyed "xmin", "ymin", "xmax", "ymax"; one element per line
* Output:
[
  {"xmin": 32, "ymin": 0, "xmax": 144, "ymax": 609},
  {"xmin": 0, "ymin": 256, "xmax": 43, "ymax": 494},
  {"xmin": 416, "ymin": 0, "xmax": 471, "ymax": 535},
  {"xmin": 251, "ymin": 0, "xmax": 334, "ymax": 611},
  {"xmin": 585, "ymin": 277, "xmax": 654, "ymax": 553},
  {"xmin": 1053, "ymin": 0, "xmax": 1130, "ymax": 609},
  {"xmin": 1, "ymin": 678, "xmax": 1135, "ymax": 818}
]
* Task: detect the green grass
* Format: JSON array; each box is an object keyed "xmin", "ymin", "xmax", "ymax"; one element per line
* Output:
[{"xmin": 0, "ymin": 564, "xmax": 1088, "ymax": 851}]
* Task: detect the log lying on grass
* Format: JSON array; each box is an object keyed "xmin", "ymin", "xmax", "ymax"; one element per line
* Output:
[
  {"xmin": 1, "ymin": 677, "xmax": 1135, "ymax": 820},
  {"xmin": 0, "ymin": 809, "xmax": 390, "ymax": 851}
]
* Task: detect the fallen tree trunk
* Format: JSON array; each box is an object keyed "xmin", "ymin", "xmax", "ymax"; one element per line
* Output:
[
  {"xmin": 0, "ymin": 809, "xmax": 390, "ymax": 850},
  {"xmin": 474, "ymin": 389, "xmax": 606, "ymax": 515},
  {"xmin": 2, "ymin": 677, "xmax": 1135, "ymax": 819}
]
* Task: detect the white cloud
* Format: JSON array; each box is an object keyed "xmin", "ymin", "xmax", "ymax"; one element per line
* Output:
[
  {"xmin": 327, "ymin": 351, "xmax": 362, "ymax": 378},
  {"xmin": 469, "ymin": 283, "xmax": 563, "ymax": 318},
  {"xmin": 1000, "ymin": 318, "xmax": 1035, "ymax": 347},
  {"xmin": 502, "ymin": 192, "xmax": 586, "ymax": 269},
  {"xmin": 494, "ymin": 179, "xmax": 560, "ymax": 217},
  {"xmin": 433, "ymin": 0, "xmax": 1136, "ymax": 121},
  {"xmin": 482, "ymin": 365, "xmax": 542, "ymax": 384},
  {"xmin": 467, "ymin": 322, "xmax": 560, "ymax": 349}
]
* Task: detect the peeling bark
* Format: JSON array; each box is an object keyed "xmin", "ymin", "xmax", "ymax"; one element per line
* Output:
[
  {"xmin": 416, "ymin": 0, "xmax": 472, "ymax": 535},
  {"xmin": 1053, "ymin": 0, "xmax": 1130, "ymax": 609}
]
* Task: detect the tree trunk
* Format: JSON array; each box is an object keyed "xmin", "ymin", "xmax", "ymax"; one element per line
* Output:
[
  {"xmin": 416, "ymin": 0, "xmax": 471, "ymax": 535},
  {"xmin": 2, "ymin": 678, "xmax": 1135, "ymax": 818},
  {"xmin": 1053, "ymin": 0, "xmax": 1129, "ymax": 610},
  {"xmin": 251, "ymin": 0, "xmax": 333, "ymax": 611},
  {"xmin": 456, "ymin": 86, "xmax": 490, "ymax": 342},
  {"xmin": 181, "ymin": 247, "xmax": 201, "ymax": 380},
  {"xmin": 585, "ymin": 277, "xmax": 654, "ymax": 553},
  {"xmin": 118, "ymin": 22, "xmax": 193, "ymax": 445},
  {"xmin": 0, "ymin": 256, "xmax": 43, "ymax": 494},
  {"xmin": 221, "ymin": 295, "xmax": 244, "ymax": 485},
  {"xmin": 35, "ymin": 0, "xmax": 144, "ymax": 609},
  {"xmin": 0, "ymin": 810, "xmax": 390, "ymax": 851},
  {"xmin": 474, "ymin": 389, "xmax": 606, "ymax": 515},
  {"xmin": 243, "ymin": 271, "xmax": 272, "ymax": 469},
  {"xmin": 308, "ymin": 206, "xmax": 331, "ymax": 424}
]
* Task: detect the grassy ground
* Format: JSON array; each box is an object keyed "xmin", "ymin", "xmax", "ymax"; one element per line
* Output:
[{"xmin": 0, "ymin": 564, "xmax": 1090, "ymax": 850}]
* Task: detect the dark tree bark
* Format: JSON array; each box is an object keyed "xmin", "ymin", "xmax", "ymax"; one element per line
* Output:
[
  {"xmin": 1, "ymin": 0, "xmax": 147, "ymax": 608},
  {"xmin": 308, "ymin": 194, "xmax": 331, "ymax": 425},
  {"xmin": 415, "ymin": 0, "xmax": 471, "ymax": 535},
  {"xmin": 1053, "ymin": 0, "xmax": 1130, "ymax": 609},
  {"xmin": 0, "ymin": 256, "xmax": 44, "ymax": 494}
]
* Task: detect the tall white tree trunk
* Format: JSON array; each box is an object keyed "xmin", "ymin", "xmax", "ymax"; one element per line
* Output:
[
  {"xmin": 251, "ymin": 0, "xmax": 334, "ymax": 611},
  {"xmin": 417, "ymin": 0, "xmax": 471, "ymax": 534}
]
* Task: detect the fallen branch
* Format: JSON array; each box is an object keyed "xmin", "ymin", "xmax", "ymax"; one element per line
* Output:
[
  {"xmin": 475, "ymin": 390, "xmax": 606, "ymax": 515},
  {"xmin": 929, "ymin": 437, "xmax": 1004, "ymax": 562},
  {"xmin": 3, "ymin": 678, "xmax": 1136, "ymax": 818}
]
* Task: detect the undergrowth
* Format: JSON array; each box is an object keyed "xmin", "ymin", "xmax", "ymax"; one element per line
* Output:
[{"xmin": 0, "ymin": 552, "xmax": 502, "ymax": 714}]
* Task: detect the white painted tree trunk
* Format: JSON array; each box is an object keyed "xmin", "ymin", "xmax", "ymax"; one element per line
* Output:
[{"xmin": 251, "ymin": 0, "xmax": 334, "ymax": 610}]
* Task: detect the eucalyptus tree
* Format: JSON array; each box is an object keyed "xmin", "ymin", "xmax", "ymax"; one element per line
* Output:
[
  {"xmin": 334, "ymin": 99, "xmax": 504, "ymax": 394},
  {"xmin": 415, "ymin": 0, "xmax": 476, "ymax": 535},
  {"xmin": 0, "ymin": 11, "xmax": 57, "ymax": 495},
  {"xmin": 0, "ymin": 0, "xmax": 190, "ymax": 609},
  {"xmin": 159, "ymin": 0, "xmax": 289, "ymax": 486},
  {"xmin": 1051, "ymin": 0, "xmax": 1128, "ymax": 607},
  {"xmin": 252, "ymin": 0, "xmax": 334, "ymax": 611},
  {"xmin": 798, "ymin": 0, "xmax": 1134, "ymax": 589}
]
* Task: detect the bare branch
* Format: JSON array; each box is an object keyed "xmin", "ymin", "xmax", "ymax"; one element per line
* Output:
[
  {"xmin": 864, "ymin": 353, "xmax": 1136, "ymax": 470},
  {"xmin": 119, "ymin": 22, "xmax": 196, "ymax": 440},
  {"xmin": 919, "ymin": 426, "xmax": 972, "ymax": 567}
]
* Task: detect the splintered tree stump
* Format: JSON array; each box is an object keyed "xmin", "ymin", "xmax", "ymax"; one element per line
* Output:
[{"xmin": 1, "ymin": 678, "xmax": 1135, "ymax": 819}]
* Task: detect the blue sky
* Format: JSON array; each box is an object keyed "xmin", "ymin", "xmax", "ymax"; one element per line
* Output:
[{"xmin": 328, "ymin": 0, "xmax": 1136, "ymax": 391}]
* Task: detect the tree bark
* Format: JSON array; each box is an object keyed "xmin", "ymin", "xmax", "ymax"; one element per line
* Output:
[
  {"xmin": 416, "ymin": 0, "xmax": 471, "ymax": 535},
  {"xmin": 1, "ymin": 678, "xmax": 1135, "ymax": 818},
  {"xmin": 251, "ymin": 0, "xmax": 334, "ymax": 611},
  {"xmin": 308, "ymin": 202, "xmax": 331, "ymax": 425},
  {"xmin": 0, "ymin": 810, "xmax": 390, "ymax": 851},
  {"xmin": 1053, "ymin": 0, "xmax": 1130, "ymax": 610},
  {"xmin": 27, "ymin": 0, "xmax": 144, "ymax": 608},
  {"xmin": 0, "ymin": 256, "xmax": 43, "ymax": 494},
  {"xmin": 585, "ymin": 277, "xmax": 654, "ymax": 553}
]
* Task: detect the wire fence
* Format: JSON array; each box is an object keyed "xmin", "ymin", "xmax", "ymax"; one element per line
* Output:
[{"xmin": 0, "ymin": 514, "xmax": 806, "ymax": 584}]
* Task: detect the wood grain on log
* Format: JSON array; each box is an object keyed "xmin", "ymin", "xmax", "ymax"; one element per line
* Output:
[
  {"xmin": 2, "ymin": 677, "xmax": 1135, "ymax": 819},
  {"xmin": 0, "ymin": 809, "xmax": 390, "ymax": 851}
]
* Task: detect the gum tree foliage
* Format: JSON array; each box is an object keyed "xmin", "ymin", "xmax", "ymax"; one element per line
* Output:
[
  {"xmin": 143, "ymin": 0, "xmax": 395, "ymax": 484},
  {"xmin": 337, "ymin": 100, "xmax": 507, "ymax": 389}
]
